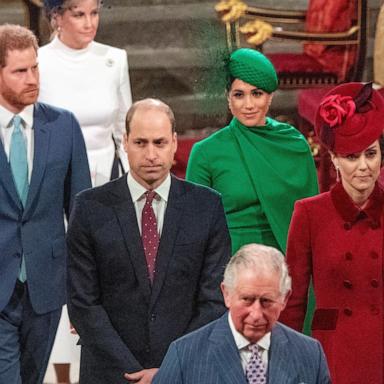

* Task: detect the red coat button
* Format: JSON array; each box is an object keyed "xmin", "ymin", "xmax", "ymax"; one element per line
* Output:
[
  {"xmin": 344, "ymin": 222, "xmax": 352, "ymax": 230},
  {"xmin": 343, "ymin": 280, "xmax": 353, "ymax": 288},
  {"xmin": 370, "ymin": 305, "xmax": 379, "ymax": 315},
  {"xmin": 370, "ymin": 221, "xmax": 380, "ymax": 230},
  {"xmin": 344, "ymin": 308, "xmax": 353, "ymax": 316},
  {"xmin": 345, "ymin": 252, "xmax": 353, "ymax": 260},
  {"xmin": 370, "ymin": 251, "xmax": 379, "ymax": 259},
  {"xmin": 371, "ymin": 279, "xmax": 379, "ymax": 288}
]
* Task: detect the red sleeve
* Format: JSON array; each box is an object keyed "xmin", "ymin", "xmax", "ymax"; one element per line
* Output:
[{"xmin": 280, "ymin": 199, "xmax": 313, "ymax": 331}]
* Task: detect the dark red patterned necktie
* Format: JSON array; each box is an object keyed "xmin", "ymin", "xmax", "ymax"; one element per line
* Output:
[{"xmin": 141, "ymin": 191, "xmax": 159, "ymax": 282}]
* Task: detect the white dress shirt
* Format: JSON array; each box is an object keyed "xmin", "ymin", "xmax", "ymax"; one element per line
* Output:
[
  {"xmin": 228, "ymin": 312, "xmax": 271, "ymax": 373},
  {"xmin": 0, "ymin": 104, "xmax": 34, "ymax": 181},
  {"xmin": 127, "ymin": 172, "xmax": 171, "ymax": 236}
]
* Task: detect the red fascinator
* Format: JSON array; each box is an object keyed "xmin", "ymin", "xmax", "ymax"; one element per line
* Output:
[{"xmin": 314, "ymin": 82, "xmax": 384, "ymax": 154}]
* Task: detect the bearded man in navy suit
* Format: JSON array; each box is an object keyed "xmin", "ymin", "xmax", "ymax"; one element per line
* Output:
[
  {"xmin": 154, "ymin": 244, "xmax": 331, "ymax": 384},
  {"xmin": 67, "ymin": 98, "xmax": 231, "ymax": 383},
  {"xmin": 0, "ymin": 24, "xmax": 91, "ymax": 383}
]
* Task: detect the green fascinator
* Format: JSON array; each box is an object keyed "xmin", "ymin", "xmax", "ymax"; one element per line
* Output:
[{"xmin": 229, "ymin": 48, "xmax": 278, "ymax": 93}]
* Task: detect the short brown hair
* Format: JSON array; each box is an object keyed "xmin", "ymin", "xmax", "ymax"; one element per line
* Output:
[
  {"xmin": 125, "ymin": 98, "xmax": 176, "ymax": 134},
  {"xmin": 0, "ymin": 24, "xmax": 38, "ymax": 68}
]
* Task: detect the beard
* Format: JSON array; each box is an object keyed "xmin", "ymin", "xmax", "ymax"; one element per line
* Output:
[{"xmin": 1, "ymin": 83, "xmax": 39, "ymax": 111}]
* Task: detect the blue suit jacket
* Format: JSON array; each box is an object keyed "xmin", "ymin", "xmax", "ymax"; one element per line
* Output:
[
  {"xmin": 0, "ymin": 102, "xmax": 91, "ymax": 314},
  {"xmin": 153, "ymin": 313, "xmax": 331, "ymax": 384},
  {"xmin": 67, "ymin": 175, "xmax": 231, "ymax": 383}
]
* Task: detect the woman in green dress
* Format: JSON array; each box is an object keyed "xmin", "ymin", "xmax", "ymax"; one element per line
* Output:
[{"xmin": 186, "ymin": 48, "xmax": 318, "ymax": 255}]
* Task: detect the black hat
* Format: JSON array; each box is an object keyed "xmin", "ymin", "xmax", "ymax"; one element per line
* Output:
[{"xmin": 43, "ymin": 0, "xmax": 64, "ymax": 9}]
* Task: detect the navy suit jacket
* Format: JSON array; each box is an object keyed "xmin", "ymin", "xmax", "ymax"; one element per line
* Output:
[
  {"xmin": 153, "ymin": 313, "xmax": 331, "ymax": 384},
  {"xmin": 67, "ymin": 175, "xmax": 231, "ymax": 383},
  {"xmin": 0, "ymin": 102, "xmax": 91, "ymax": 314}
]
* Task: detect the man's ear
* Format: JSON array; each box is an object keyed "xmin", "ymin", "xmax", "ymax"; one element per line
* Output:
[
  {"xmin": 123, "ymin": 133, "xmax": 129, "ymax": 153},
  {"xmin": 281, "ymin": 290, "xmax": 292, "ymax": 311},
  {"xmin": 221, "ymin": 282, "xmax": 231, "ymax": 309}
]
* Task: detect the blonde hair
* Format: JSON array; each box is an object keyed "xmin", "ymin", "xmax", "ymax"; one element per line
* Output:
[{"xmin": 45, "ymin": 0, "xmax": 102, "ymax": 30}]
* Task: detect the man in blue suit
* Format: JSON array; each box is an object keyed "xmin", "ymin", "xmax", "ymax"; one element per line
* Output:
[
  {"xmin": 154, "ymin": 243, "xmax": 331, "ymax": 384},
  {"xmin": 0, "ymin": 24, "xmax": 91, "ymax": 383},
  {"xmin": 67, "ymin": 98, "xmax": 231, "ymax": 384}
]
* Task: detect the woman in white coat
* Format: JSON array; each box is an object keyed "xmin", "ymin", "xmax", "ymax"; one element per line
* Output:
[
  {"xmin": 39, "ymin": 0, "xmax": 132, "ymax": 187},
  {"xmin": 39, "ymin": 0, "xmax": 132, "ymax": 382}
]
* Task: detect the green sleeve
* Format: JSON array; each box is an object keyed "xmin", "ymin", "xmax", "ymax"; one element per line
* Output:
[{"xmin": 186, "ymin": 142, "xmax": 212, "ymax": 187}]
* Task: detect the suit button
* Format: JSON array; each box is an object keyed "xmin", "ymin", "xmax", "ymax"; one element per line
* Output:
[
  {"xmin": 344, "ymin": 222, "xmax": 352, "ymax": 230},
  {"xmin": 371, "ymin": 279, "xmax": 379, "ymax": 288},
  {"xmin": 150, "ymin": 313, "xmax": 156, "ymax": 322},
  {"xmin": 145, "ymin": 346, "xmax": 150, "ymax": 353},
  {"xmin": 370, "ymin": 221, "xmax": 380, "ymax": 230},
  {"xmin": 370, "ymin": 305, "xmax": 379, "ymax": 315},
  {"xmin": 370, "ymin": 251, "xmax": 379, "ymax": 259},
  {"xmin": 13, "ymin": 252, "xmax": 21, "ymax": 259},
  {"xmin": 344, "ymin": 308, "xmax": 353, "ymax": 316},
  {"xmin": 343, "ymin": 280, "xmax": 353, "ymax": 289},
  {"xmin": 345, "ymin": 252, "xmax": 353, "ymax": 260}
]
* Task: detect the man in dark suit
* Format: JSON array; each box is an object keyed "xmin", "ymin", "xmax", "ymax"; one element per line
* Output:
[
  {"xmin": 0, "ymin": 25, "xmax": 91, "ymax": 383},
  {"xmin": 154, "ymin": 244, "xmax": 331, "ymax": 384},
  {"xmin": 67, "ymin": 98, "xmax": 232, "ymax": 383}
]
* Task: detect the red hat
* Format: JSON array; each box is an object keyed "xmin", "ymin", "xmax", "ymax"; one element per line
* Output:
[{"xmin": 315, "ymin": 82, "xmax": 384, "ymax": 154}]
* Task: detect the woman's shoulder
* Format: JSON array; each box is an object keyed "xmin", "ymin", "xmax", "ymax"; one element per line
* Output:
[
  {"xmin": 91, "ymin": 41, "xmax": 127, "ymax": 60},
  {"xmin": 295, "ymin": 191, "xmax": 332, "ymax": 210},
  {"xmin": 194, "ymin": 125, "xmax": 233, "ymax": 148}
]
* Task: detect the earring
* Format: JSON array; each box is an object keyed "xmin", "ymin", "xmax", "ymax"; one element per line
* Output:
[{"xmin": 335, "ymin": 166, "xmax": 340, "ymax": 182}]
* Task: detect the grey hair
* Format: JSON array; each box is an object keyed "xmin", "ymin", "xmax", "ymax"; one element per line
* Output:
[{"xmin": 223, "ymin": 243, "xmax": 291, "ymax": 295}]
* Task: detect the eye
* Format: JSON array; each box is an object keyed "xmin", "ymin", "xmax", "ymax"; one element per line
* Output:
[
  {"xmin": 259, "ymin": 297, "xmax": 275, "ymax": 308},
  {"xmin": 251, "ymin": 89, "xmax": 264, "ymax": 97},
  {"xmin": 232, "ymin": 91, "xmax": 243, "ymax": 98},
  {"xmin": 91, "ymin": 10, "xmax": 99, "ymax": 16},
  {"xmin": 365, "ymin": 149, "xmax": 377, "ymax": 159},
  {"xmin": 241, "ymin": 296, "xmax": 254, "ymax": 305},
  {"xmin": 72, "ymin": 11, "xmax": 84, "ymax": 18},
  {"xmin": 345, "ymin": 153, "xmax": 358, "ymax": 161}
]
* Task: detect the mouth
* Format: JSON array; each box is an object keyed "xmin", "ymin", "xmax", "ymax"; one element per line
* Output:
[{"xmin": 243, "ymin": 112, "xmax": 258, "ymax": 118}]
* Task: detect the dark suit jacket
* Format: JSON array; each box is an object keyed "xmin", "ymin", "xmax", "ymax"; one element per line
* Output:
[
  {"xmin": 67, "ymin": 175, "xmax": 231, "ymax": 383},
  {"xmin": 0, "ymin": 102, "xmax": 91, "ymax": 314},
  {"xmin": 153, "ymin": 313, "xmax": 331, "ymax": 384}
]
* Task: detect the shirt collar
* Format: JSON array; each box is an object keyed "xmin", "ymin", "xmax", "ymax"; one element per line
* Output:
[
  {"xmin": 0, "ymin": 104, "xmax": 34, "ymax": 129},
  {"xmin": 227, "ymin": 312, "xmax": 271, "ymax": 352},
  {"xmin": 127, "ymin": 172, "xmax": 171, "ymax": 202},
  {"xmin": 330, "ymin": 181, "xmax": 384, "ymax": 226}
]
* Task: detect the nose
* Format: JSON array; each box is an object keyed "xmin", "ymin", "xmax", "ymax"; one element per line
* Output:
[
  {"xmin": 145, "ymin": 144, "xmax": 157, "ymax": 161},
  {"xmin": 26, "ymin": 68, "xmax": 38, "ymax": 85},
  {"xmin": 357, "ymin": 155, "xmax": 368, "ymax": 170},
  {"xmin": 84, "ymin": 15, "xmax": 94, "ymax": 29},
  {"xmin": 249, "ymin": 300, "xmax": 264, "ymax": 321},
  {"xmin": 244, "ymin": 94, "xmax": 254, "ymax": 109}
]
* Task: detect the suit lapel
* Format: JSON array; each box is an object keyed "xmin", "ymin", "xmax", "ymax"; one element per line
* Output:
[
  {"xmin": 150, "ymin": 176, "xmax": 185, "ymax": 309},
  {"xmin": 209, "ymin": 314, "xmax": 247, "ymax": 384},
  {"xmin": 0, "ymin": 140, "xmax": 22, "ymax": 209},
  {"xmin": 268, "ymin": 324, "xmax": 296, "ymax": 384},
  {"xmin": 112, "ymin": 177, "xmax": 151, "ymax": 302},
  {"xmin": 23, "ymin": 104, "xmax": 50, "ymax": 218}
]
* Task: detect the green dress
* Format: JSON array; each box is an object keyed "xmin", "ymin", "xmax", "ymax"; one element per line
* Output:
[
  {"xmin": 186, "ymin": 117, "xmax": 318, "ymax": 254},
  {"xmin": 186, "ymin": 117, "xmax": 318, "ymax": 334}
]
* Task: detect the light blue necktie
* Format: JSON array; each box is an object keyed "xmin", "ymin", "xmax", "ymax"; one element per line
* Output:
[{"xmin": 9, "ymin": 115, "xmax": 29, "ymax": 282}]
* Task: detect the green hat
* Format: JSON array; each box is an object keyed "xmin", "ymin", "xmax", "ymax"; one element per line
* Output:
[{"xmin": 229, "ymin": 48, "xmax": 278, "ymax": 93}]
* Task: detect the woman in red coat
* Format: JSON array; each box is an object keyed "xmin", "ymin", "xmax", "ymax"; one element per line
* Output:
[{"xmin": 280, "ymin": 82, "xmax": 384, "ymax": 383}]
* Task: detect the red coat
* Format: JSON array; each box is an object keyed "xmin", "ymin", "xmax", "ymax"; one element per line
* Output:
[{"xmin": 280, "ymin": 182, "xmax": 384, "ymax": 384}]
